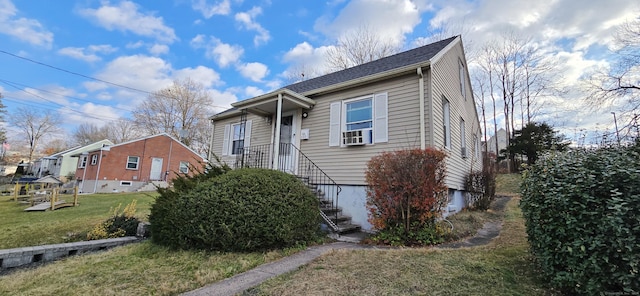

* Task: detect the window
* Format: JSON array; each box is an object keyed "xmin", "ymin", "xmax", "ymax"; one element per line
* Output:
[
  {"xmin": 90, "ymin": 154, "xmax": 98, "ymax": 165},
  {"xmin": 459, "ymin": 59, "xmax": 466, "ymax": 100},
  {"xmin": 126, "ymin": 156, "xmax": 140, "ymax": 170},
  {"xmin": 179, "ymin": 161, "xmax": 189, "ymax": 174},
  {"xmin": 474, "ymin": 134, "xmax": 480, "ymax": 159},
  {"xmin": 232, "ymin": 123, "xmax": 245, "ymax": 155},
  {"xmin": 329, "ymin": 93, "xmax": 388, "ymax": 147},
  {"xmin": 120, "ymin": 181, "xmax": 132, "ymax": 186},
  {"xmin": 443, "ymin": 98, "xmax": 451, "ymax": 149},
  {"xmin": 78, "ymin": 156, "xmax": 88, "ymax": 168},
  {"xmin": 460, "ymin": 118, "xmax": 466, "ymax": 157},
  {"xmin": 345, "ymin": 98, "xmax": 373, "ymax": 131},
  {"xmin": 222, "ymin": 120, "xmax": 252, "ymax": 156}
]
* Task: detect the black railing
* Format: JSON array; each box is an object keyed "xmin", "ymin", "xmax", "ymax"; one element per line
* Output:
[{"xmin": 234, "ymin": 143, "xmax": 342, "ymax": 232}]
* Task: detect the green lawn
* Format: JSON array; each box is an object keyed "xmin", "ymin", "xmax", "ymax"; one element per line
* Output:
[
  {"xmin": 247, "ymin": 173, "xmax": 558, "ymax": 295},
  {"xmin": 0, "ymin": 192, "xmax": 156, "ymax": 249},
  {"xmin": 0, "ymin": 173, "xmax": 552, "ymax": 295}
]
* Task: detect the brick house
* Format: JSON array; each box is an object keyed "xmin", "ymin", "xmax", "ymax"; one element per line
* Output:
[{"xmin": 74, "ymin": 133, "xmax": 205, "ymax": 193}]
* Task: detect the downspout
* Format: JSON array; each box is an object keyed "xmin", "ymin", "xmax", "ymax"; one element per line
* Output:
[
  {"xmin": 417, "ymin": 67, "xmax": 426, "ymax": 149},
  {"xmin": 166, "ymin": 140, "xmax": 173, "ymax": 181},
  {"xmin": 92, "ymin": 150, "xmax": 104, "ymax": 193},
  {"xmin": 80, "ymin": 153, "xmax": 88, "ymax": 193},
  {"xmin": 273, "ymin": 93, "xmax": 283, "ymax": 170},
  {"xmin": 429, "ymin": 64, "xmax": 435, "ymax": 147}
]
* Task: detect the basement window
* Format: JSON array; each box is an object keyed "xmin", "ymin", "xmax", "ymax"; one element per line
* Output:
[{"xmin": 120, "ymin": 181, "xmax": 132, "ymax": 186}]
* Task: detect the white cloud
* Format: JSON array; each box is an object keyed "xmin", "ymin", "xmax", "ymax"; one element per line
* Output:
[
  {"xmin": 173, "ymin": 66, "xmax": 221, "ymax": 88},
  {"xmin": 237, "ymin": 62, "xmax": 269, "ymax": 82},
  {"xmin": 190, "ymin": 35, "xmax": 244, "ymax": 68},
  {"xmin": 281, "ymin": 42, "xmax": 333, "ymax": 80},
  {"xmin": 244, "ymin": 86, "xmax": 265, "ymax": 98},
  {"xmin": 62, "ymin": 103, "xmax": 123, "ymax": 127},
  {"xmin": 315, "ymin": 0, "xmax": 421, "ymax": 47},
  {"xmin": 58, "ymin": 44, "xmax": 118, "ymax": 62},
  {"xmin": 78, "ymin": 1, "xmax": 177, "ymax": 43},
  {"xmin": 192, "ymin": 0, "xmax": 231, "ymax": 18},
  {"xmin": 209, "ymin": 89, "xmax": 239, "ymax": 113},
  {"xmin": 149, "ymin": 44, "xmax": 169, "ymax": 55},
  {"xmin": 0, "ymin": 0, "xmax": 53, "ymax": 48},
  {"xmin": 235, "ymin": 6, "xmax": 270, "ymax": 46}
]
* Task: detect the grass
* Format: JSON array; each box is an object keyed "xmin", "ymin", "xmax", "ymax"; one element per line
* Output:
[
  {"xmin": 0, "ymin": 190, "xmax": 306, "ymax": 295},
  {"xmin": 0, "ymin": 241, "xmax": 301, "ymax": 295},
  {"xmin": 0, "ymin": 192, "xmax": 156, "ymax": 249},
  {"xmin": 247, "ymin": 173, "xmax": 558, "ymax": 295}
]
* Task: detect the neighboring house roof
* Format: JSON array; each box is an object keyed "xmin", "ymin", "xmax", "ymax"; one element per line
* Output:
[
  {"xmin": 78, "ymin": 133, "xmax": 206, "ymax": 161},
  {"xmin": 34, "ymin": 175, "xmax": 63, "ymax": 184}
]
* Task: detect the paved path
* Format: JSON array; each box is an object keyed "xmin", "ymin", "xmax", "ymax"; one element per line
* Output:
[
  {"xmin": 181, "ymin": 242, "xmax": 369, "ymax": 296},
  {"xmin": 181, "ymin": 196, "xmax": 512, "ymax": 296}
]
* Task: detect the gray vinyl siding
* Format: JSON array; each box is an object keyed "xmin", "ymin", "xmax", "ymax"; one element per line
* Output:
[
  {"xmin": 431, "ymin": 41, "xmax": 482, "ymax": 190},
  {"xmin": 211, "ymin": 113, "xmax": 272, "ymax": 166},
  {"xmin": 300, "ymin": 73, "xmax": 423, "ymax": 185}
]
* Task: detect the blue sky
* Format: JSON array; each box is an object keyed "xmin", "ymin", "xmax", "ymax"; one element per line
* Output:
[{"xmin": 0, "ymin": 0, "xmax": 638, "ymax": 145}]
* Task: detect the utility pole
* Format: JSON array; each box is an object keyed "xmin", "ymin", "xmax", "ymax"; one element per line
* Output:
[{"xmin": 612, "ymin": 112, "xmax": 620, "ymax": 146}]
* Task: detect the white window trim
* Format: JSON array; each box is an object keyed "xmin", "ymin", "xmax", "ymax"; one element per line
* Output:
[
  {"xmin": 120, "ymin": 181, "xmax": 132, "ymax": 186},
  {"xmin": 126, "ymin": 156, "xmax": 140, "ymax": 170},
  {"xmin": 329, "ymin": 92, "xmax": 388, "ymax": 147},
  {"xmin": 460, "ymin": 118, "xmax": 466, "ymax": 158},
  {"xmin": 179, "ymin": 161, "xmax": 189, "ymax": 174},
  {"xmin": 443, "ymin": 98, "xmax": 451, "ymax": 149},
  {"xmin": 459, "ymin": 59, "xmax": 466, "ymax": 100},
  {"xmin": 78, "ymin": 156, "xmax": 88, "ymax": 168},
  {"xmin": 222, "ymin": 120, "xmax": 252, "ymax": 156},
  {"xmin": 90, "ymin": 154, "xmax": 98, "ymax": 165}
]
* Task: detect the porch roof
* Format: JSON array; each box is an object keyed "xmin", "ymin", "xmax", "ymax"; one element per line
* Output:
[{"xmin": 210, "ymin": 88, "xmax": 315, "ymax": 121}]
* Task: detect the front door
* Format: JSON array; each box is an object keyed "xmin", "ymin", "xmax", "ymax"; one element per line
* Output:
[
  {"xmin": 278, "ymin": 114, "xmax": 296, "ymax": 173},
  {"xmin": 150, "ymin": 157, "xmax": 163, "ymax": 180}
]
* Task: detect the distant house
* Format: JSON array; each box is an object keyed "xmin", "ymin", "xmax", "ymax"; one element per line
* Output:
[
  {"xmin": 73, "ymin": 134, "xmax": 204, "ymax": 193},
  {"xmin": 209, "ymin": 36, "xmax": 482, "ymax": 232},
  {"xmin": 486, "ymin": 128, "xmax": 508, "ymax": 155},
  {"xmin": 29, "ymin": 140, "xmax": 114, "ymax": 181}
]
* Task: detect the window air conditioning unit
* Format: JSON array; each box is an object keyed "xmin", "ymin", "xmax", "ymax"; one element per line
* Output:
[
  {"xmin": 342, "ymin": 129, "xmax": 371, "ymax": 146},
  {"xmin": 461, "ymin": 147, "xmax": 468, "ymax": 158}
]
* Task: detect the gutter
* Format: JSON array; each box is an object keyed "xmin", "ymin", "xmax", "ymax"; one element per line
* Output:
[{"xmin": 417, "ymin": 67, "xmax": 426, "ymax": 149}]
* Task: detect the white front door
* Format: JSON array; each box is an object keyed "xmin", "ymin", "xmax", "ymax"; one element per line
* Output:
[
  {"xmin": 150, "ymin": 158, "xmax": 163, "ymax": 180},
  {"xmin": 277, "ymin": 114, "xmax": 297, "ymax": 173}
]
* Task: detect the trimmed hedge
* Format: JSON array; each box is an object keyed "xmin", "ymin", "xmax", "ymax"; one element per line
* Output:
[
  {"xmin": 520, "ymin": 148, "xmax": 639, "ymax": 295},
  {"xmin": 150, "ymin": 168, "xmax": 321, "ymax": 251}
]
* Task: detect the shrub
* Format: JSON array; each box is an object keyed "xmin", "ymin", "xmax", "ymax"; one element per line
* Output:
[
  {"xmin": 520, "ymin": 148, "xmax": 639, "ymax": 295},
  {"xmin": 365, "ymin": 148, "xmax": 448, "ymax": 245},
  {"xmin": 464, "ymin": 169, "xmax": 496, "ymax": 211},
  {"xmin": 149, "ymin": 168, "xmax": 321, "ymax": 251},
  {"xmin": 87, "ymin": 200, "xmax": 140, "ymax": 240}
]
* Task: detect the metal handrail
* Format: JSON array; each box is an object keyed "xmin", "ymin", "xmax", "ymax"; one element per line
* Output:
[{"xmin": 234, "ymin": 143, "xmax": 342, "ymax": 232}]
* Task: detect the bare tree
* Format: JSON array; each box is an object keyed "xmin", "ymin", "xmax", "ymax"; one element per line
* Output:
[
  {"xmin": 72, "ymin": 123, "xmax": 109, "ymax": 145},
  {"xmin": 584, "ymin": 17, "xmax": 640, "ymax": 113},
  {"xmin": 325, "ymin": 25, "xmax": 400, "ymax": 71},
  {"xmin": 132, "ymin": 78, "xmax": 214, "ymax": 155},
  {"xmin": 9, "ymin": 108, "xmax": 62, "ymax": 163}
]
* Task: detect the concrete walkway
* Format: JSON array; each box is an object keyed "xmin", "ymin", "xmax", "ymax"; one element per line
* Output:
[
  {"xmin": 182, "ymin": 196, "xmax": 513, "ymax": 296},
  {"xmin": 181, "ymin": 242, "xmax": 369, "ymax": 296}
]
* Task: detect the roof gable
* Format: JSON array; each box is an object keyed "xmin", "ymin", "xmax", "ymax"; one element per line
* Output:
[
  {"xmin": 103, "ymin": 133, "xmax": 206, "ymax": 161},
  {"xmin": 284, "ymin": 36, "xmax": 458, "ymax": 94}
]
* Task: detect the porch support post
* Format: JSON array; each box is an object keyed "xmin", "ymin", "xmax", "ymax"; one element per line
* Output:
[
  {"xmin": 272, "ymin": 93, "xmax": 283, "ymax": 170},
  {"xmin": 417, "ymin": 67, "xmax": 426, "ymax": 149}
]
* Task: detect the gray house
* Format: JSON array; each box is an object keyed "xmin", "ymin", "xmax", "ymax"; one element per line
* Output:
[{"xmin": 209, "ymin": 36, "xmax": 482, "ymax": 232}]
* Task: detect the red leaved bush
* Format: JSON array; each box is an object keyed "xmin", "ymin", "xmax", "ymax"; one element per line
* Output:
[{"xmin": 365, "ymin": 148, "xmax": 448, "ymax": 231}]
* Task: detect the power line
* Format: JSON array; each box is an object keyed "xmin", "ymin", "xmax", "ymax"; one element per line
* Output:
[
  {"xmin": 0, "ymin": 78, "xmax": 135, "ymax": 113},
  {"xmin": 0, "ymin": 49, "xmax": 233, "ymax": 110}
]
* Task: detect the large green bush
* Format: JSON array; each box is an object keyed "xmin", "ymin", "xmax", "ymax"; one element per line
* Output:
[
  {"xmin": 520, "ymin": 148, "xmax": 639, "ymax": 295},
  {"xmin": 149, "ymin": 168, "xmax": 321, "ymax": 251}
]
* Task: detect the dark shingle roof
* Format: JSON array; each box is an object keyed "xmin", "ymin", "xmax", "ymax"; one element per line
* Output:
[{"xmin": 284, "ymin": 36, "xmax": 458, "ymax": 94}]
